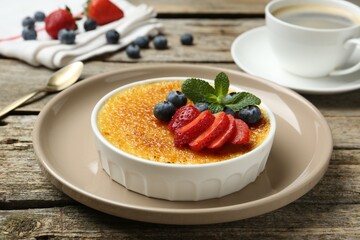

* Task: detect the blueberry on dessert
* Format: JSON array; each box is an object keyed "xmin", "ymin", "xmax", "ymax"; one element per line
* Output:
[
  {"xmin": 237, "ymin": 105, "xmax": 262, "ymax": 124},
  {"xmin": 223, "ymin": 106, "xmax": 235, "ymax": 117},
  {"xmin": 166, "ymin": 91, "xmax": 187, "ymax": 108},
  {"xmin": 153, "ymin": 101, "xmax": 176, "ymax": 122},
  {"xmin": 194, "ymin": 102, "xmax": 209, "ymax": 112}
]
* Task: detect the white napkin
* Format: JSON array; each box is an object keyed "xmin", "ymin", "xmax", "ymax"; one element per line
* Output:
[{"xmin": 0, "ymin": 0, "xmax": 163, "ymax": 69}]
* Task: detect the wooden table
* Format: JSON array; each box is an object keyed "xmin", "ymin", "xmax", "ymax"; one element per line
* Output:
[{"xmin": 1, "ymin": 1, "xmax": 359, "ymax": 238}]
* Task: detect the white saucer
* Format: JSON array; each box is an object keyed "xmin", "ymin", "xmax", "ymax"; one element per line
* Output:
[{"xmin": 231, "ymin": 26, "xmax": 360, "ymax": 94}]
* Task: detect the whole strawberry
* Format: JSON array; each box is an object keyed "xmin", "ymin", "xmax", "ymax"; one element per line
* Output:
[
  {"xmin": 45, "ymin": 7, "xmax": 76, "ymax": 39},
  {"xmin": 87, "ymin": 0, "xmax": 124, "ymax": 25}
]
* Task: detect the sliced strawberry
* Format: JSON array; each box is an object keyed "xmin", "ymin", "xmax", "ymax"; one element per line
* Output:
[
  {"xmin": 174, "ymin": 110, "xmax": 214, "ymax": 148},
  {"xmin": 207, "ymin": 114, "xmax": 236, "ymax": 149},
  {"xmin": 168, "ymin": 105, "xmax": 200, "ymax": 133},
  {"xmin": 189, "ymin": 112, "xmax": 229, "ymax": 151},
  {"xmin": 87, "ymin": 0, "xmax": 124, "ymax": 25},
  {"xmin": 228, "ymin": 119, "xmax": 250, "ymax": 144},
  {"xmin": 45, "ymin": 8, "xmax": 77, "ymax": 39}
]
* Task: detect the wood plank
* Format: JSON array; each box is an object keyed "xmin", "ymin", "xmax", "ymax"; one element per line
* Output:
[
  {"xmin": 0, "ymin": 59, "xmax": 359, "ymax": 117},
  {"xmin": 0, "ymin": 204, "xmax": 359, "ymax": 239},
  {"xmin": 327, "ymin": 117, "xmax": 360, "ymax": 149},
  {"xmin": 303, "ymin": 91, "xmax": 360, "ymax": 118},
  {"xmin": 0, "ymin": 115, "xmax": 359, "ymax": 208},
  {"xmin": 130, "ymin": 0, "xmax": 268, "ymax": 15},
  {"xmin": 0, "ymin": 115, "xmax": 74, "ymax": 208},
  {"xmin": 129, "ymin": 0, "xmax": 360, "ymax": 15}
]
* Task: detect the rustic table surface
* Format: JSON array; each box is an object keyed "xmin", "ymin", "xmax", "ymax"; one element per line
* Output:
[{"xmin": 1, "ymin": 0, "xmax": 360, "ymax": 239}]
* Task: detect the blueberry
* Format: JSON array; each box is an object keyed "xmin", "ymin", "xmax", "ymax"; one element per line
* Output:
[
  {"xmin": 84, "ymin": 19, "xmax": 97, "ymax": 31},
  {"xmin": 34, "ymin": 11, "xmax": 46, "ymax": 22},
  {"xmin": 106, "ymin": 29, "xmax": 120, "ymax": 44},
  {"xmin": 153, "ymin": 35, "xmax": 168, "ymax": 49},
  {"xmin": 22, "ymin": 27, "xmax": 37, "ymax": 40},
  {"xmin": 194, "ymin": 102, "xmax": 209, "ymax": 112},
  {"xmin": 134, "ymin": 35, "xmax": 149, "ymax": 48},
  {"xmin": 237, "ymin": 105, "xmax": 262, "ymax": 124},
  {"xmin": 223, "ymin": 106, "xmax": 235, "ymax": 117},
  {"xmin": 126, "ymin": 44, "xmax": 141, "ymax": 59},
  {"xmin": 166, "ymin": 91, "xmax": 187, "ymax": 108},
  {"xmin": 180, "ymin": 33, "xmax": 193, "ymax": 45},
  {"xmin": 22, "ymin": 17, "xmax": 35, "ymax": 28},
  {"xmin": 154, "ymin": 101, "xmax": 176, "ymax": 122},
  {"xmin": 58, "ymin": 29, "xmax": 76, "ymax": 44},
  {"xmin": 223, "ymin": 92, "xmax": 237, "ymax": 103}
]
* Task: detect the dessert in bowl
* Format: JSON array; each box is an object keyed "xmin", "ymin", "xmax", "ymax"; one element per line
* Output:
[{"xmin": 91, "ymin": 74, "xmax": 276, "ymax": 201}]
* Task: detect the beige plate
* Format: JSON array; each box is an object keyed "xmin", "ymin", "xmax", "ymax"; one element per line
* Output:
[{"xmin": 33, "ymin": 64, "xmax": 333, "ymax": 225}]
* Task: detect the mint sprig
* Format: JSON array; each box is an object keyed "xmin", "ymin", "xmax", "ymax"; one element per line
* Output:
[{"xmin": 181, "ymin": 72, "xmax": 261, "ymax": 113}]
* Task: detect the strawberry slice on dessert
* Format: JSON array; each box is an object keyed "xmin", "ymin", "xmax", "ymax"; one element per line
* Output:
[
  {"xmin": 228, "ymin": 118, "xmax": 250, "ymax": 144},
  {"xmin": 168, "ymin": 105, "xmax": 200, "ymax": 133},
  {"xmin": 174, "ymin": 110, "xmax": 214, "ymax": 148},
  {"xmin": 207, "ymin": 114, "xmax": 236, "ymax": 149},
  {"xmin": 189, "ymin": 112, "xmax": 230, "ymax": 151}
]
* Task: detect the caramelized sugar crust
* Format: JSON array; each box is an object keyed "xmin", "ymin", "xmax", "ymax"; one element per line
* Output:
[{"xmin": 97, "ymin": 81, "xmax": 270, "ymax": 164}]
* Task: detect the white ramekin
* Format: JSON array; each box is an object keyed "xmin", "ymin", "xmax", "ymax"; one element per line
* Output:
[{"xmin": 91, "ymin": 78, "xmax": 276, "ymax": 201}]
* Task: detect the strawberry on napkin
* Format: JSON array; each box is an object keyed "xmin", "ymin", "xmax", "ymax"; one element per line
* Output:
[{"xmin": 0, "ymin": 0, "xmax": 163, "ymax": 69}]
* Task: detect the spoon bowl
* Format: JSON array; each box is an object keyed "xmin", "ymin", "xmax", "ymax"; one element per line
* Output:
[{"xmin": 46, "ymin": 62, "xmax": 84, "ymax": 92}]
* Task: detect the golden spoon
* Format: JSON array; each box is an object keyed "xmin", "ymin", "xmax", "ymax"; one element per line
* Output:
[{"xmin": 0, "ymin": 61, "xmax": 84, "ymax": 119}]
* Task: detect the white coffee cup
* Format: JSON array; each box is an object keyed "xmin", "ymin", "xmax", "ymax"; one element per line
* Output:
[{"xmin": 266, "ymin": 0, "xmax": 360, "ymax": 78}]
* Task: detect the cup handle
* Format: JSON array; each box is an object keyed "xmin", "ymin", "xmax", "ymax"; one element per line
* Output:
[{"xmin": 329, "ymin": 38, "xmax": 360, "ymax": 76}]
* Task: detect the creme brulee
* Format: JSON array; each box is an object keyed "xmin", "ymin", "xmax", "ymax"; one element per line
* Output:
[{"xmin": 97, "ymin": 80, "xmax": 270, "ymax": 164}]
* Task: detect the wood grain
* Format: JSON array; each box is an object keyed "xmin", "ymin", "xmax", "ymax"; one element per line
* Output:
[
  {"xmin": 130, "ymin": 0, "xmax": 269, "ymax": 15},
  {"xmin": 128, "ymin": 0, "xmax": 360, "ymax": 16},
  {"xmin": 0, "ymin": 204, "xmax": 359, "ymax": 239},
  {"xmin": 0, "ymin": 59, "xmax": 359, "ymax": 116},
  {"xmin": 0, "ymin": 4, "xmax": 359, "ymax": 238}
]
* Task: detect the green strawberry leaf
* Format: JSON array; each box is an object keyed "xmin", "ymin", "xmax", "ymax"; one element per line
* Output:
[
  {"xmin": 214, "ymin": 72, "xmax": 229, "ymax": 98},
  {"xmin": 181, "ymin": 78, "xmax": 217, "ymax": 103}
]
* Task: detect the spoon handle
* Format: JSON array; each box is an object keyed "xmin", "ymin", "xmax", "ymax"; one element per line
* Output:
[{"xmin": 0, "ymin": 90, "xmax": 43, "ymax": 119}]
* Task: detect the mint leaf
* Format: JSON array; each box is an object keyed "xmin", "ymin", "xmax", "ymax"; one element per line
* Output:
[
  {"xmin": 214, "ymin": 72, "xmax": 229, "ymax": 98},
  {"xmin": 181, "ymin": 78, "xmax": 217, "ymax": 103},
  {"xmin": 225, "ymin": 92, "xmax": 261, "ymax": 111},
  {"xmin": 222, "ymin": 92, "xmax": 244, "ymax": 105},
  {"xmin": 209, "ymin": 103, "xmax": 224, "ymax": 114}
]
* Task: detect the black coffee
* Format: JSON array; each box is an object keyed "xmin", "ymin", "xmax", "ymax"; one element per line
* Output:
[{"xmin": 273, "ymin": 4, "xmax": 360, "ymax": 29}]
